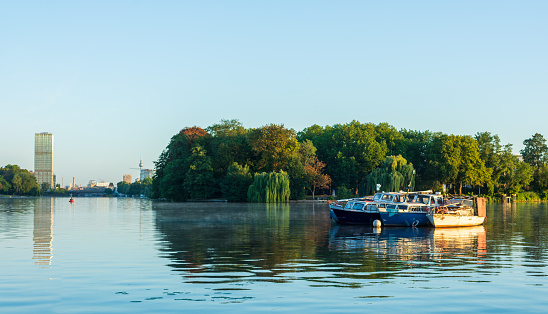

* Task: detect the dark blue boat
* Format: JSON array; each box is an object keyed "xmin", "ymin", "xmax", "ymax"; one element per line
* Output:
[
  {"xmin": 329, "ymin": 192, "xmax": 404, "ymax": 225},
  {"xmin": 379, "ymin": 193, "xmax": 444, "ymax": 227},
  {"xmin": 379, "ymin": 204, "xmax": 431, "ymax": 226}
]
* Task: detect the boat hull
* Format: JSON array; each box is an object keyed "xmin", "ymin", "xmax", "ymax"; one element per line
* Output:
[
  {"xmin": 329, "ymin": 207, "xmax": 381, "ymax": 225},
  {"xmin": 427, "ymin": 214, "xmax": 485, "ymax": 227},
  {"xmin": 379, "ymin": 212, "xmax": 431, "ymax": 227}
]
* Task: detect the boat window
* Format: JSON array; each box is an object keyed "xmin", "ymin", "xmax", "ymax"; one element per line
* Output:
[
  {"xmin": 367, "ymin": 204, "xmax": 377, "ymax": 211},
  {"xmin": 352, "ymin": 203, "xmax": 365, "ymax": 210},
  {"xmin": 387, "ymin": 204, "xmax": 397, "ymax": 210},
  {"xmin": 416, "ymin": 195, "xmax": 429, "ymax": 204},
  {"xmin": 381, "ymin": 194, "xmax": 393, "ymax": 201},
  {"xmin": 406, "ymin": 194, "xmax": 417, "ymax": 202},
  {"xmin": 397, "ymin": 204, "xmax": 408, "ymax": 210},
  {"xmin": 373, "ymin": 194, "xmax": 382, "ymax": 201},
  {"xmin": 377, "ymin": 203, "xmax": 386, "ymax": 209},
  {"xmin": 345, "ymin": 202, "xmax": 353, "ymax": 209}
]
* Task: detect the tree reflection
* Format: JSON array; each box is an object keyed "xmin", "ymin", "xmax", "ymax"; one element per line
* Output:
[{"xmin": 153, "ymin": 202, "xmax": 548, "ymax": 287}]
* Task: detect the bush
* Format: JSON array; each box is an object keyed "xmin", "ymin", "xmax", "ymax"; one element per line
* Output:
[{"xmin": 516, "ymin": 191, "xmax": 541, "ymax": 202}]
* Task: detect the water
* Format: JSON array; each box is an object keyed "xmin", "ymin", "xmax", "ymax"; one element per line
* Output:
[{"xmin": 1, "ymin": 197, "xmax": 547, "ymax": 313}]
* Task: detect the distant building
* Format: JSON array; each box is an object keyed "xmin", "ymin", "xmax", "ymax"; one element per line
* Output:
[
  {"xmin": 34, "ymin": 132, "xmax": 54, "ymax": 189},
  {"xmin": 88, "ymin": 180, "xmax": 97, "ymax": 188},
  {"xmin": 514, "ymin": 154, "xmax": 524, "ymax": 162},
  {"xmin": 123, "ymin": 174, "xmax": 132, "ymax": 184},
  {"xmin": 96, "ymin": 181, "xmax": 110, "ymax": 188},
  {"xmin": 140, "ymin": 169, "xmax": 154, "ymax": 181}
]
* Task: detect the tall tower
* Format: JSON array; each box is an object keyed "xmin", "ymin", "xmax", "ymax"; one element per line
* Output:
[
  {"xmin": 139, "ymin": 146, "xmax": 144, "ymax": 181},
  {"xmin": 34, "ymin": 132, "xmax": 54, "ymax": 189}
]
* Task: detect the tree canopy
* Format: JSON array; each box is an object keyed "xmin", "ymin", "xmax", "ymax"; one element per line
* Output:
[
  {"xmin": 0, "ymin": 165, "xmax": 41, "ymax": 196},
  {"xmin": 152, "ymin": 119, "xmax": 545, "ymax": 202}
]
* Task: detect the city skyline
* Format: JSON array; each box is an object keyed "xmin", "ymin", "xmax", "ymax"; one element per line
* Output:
[{"xmin": 2, "ymin": 1, "xmax": 548, "ymax": 185}]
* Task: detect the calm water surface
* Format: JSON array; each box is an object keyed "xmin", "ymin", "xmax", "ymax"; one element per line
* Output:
[{"xmin": 1, "ymin": 197, "xmax": 547, "ymax": 313}]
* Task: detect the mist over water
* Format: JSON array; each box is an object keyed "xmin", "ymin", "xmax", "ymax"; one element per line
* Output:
[{"xmin": 1, "ymin": 198, "xmax": 547, "ymax": 312}]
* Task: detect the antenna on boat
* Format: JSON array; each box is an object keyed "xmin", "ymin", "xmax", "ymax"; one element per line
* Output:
[
  {"xmin": 408, "ymin": 170, "xmax": 415, "ymax": 191},
  {"xmin": 405, "ymin": 170, "xmax": 416, "ymax": 201}
]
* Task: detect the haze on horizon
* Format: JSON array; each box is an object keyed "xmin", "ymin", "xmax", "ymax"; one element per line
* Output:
[{"xmin": 1, "ymin": 1, "xmax": 547, "ymax": 186}]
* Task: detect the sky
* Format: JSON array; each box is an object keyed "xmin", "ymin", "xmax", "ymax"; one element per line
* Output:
[{"xmin": 1, "ymin": 1, "xmax": 547, "ymax": 186}]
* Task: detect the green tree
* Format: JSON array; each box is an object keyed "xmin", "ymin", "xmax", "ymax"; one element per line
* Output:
[
  {"xmin": 206, "ymin": 119, "xmax": 251, "ymax": 179},
  {"xmin": 299, "ymin": 121, "xmax": 387, "ymax": 193},
  {"xmin": 425, "ymin": 134, "xmax": 489, "ymax": 194},
  {"xmin": 220, "ymin": 162, "xmax": 253, "ymax": 202},
  {"xmin": 506, "ymin": 160, "xmax": 534, "ymax": 194},
  {"xmin": 247, "ymin": 171, "xmax": 290, "ymax": 203},
  {"xmin": 0, "ymin": 165, "xmax": 41, "ymax": 196},
  {"xmin": 141, "ymin": 177, "xmax": 154, "ymax": 197},
  {"xmin": 247, "ymin": 124, "xmax": 299, "ymax": 172},
  {"xmin": 153, "ymin": 127, "xmax": 209, "ymax": 201},
  {"xmin": 521, "ymin": 133, "xmax": 548, "ymax": 169},
  {"xmin": 375, "ymin": 122, "xmax": 404, "ymax": 156},
  {"xmin": 183, "ymin": 144, "xmax": 216, "ymax": 199},
  {"xmin": 361, "ymin": 155, "xmax": 415, "ymax": 195},
  {"xmin": 396, "ymin": 129, "xmax": 435, "ymax": 190},
  {"xmin": 0, "ymin": 175, "xmax": 11, "ymax": 193},
  {"xmin": 129, "ymin": 181, "xmax": 142, "ymax": 196},
  {"xmin": 424, "ymin": 133, "xmax": 460, "ymax": 190},
  {"xmin": 285, "ymin": 140, "xmax": 319, "ymax": 200},
  {"xmin": 521, "ymin": 133, "xmax": 548, "ymax": 191},
  {"xmin": 117, "ymin": 181, "xmax": 130, "ymax": 195},
  {"xmin": 456, "ymin": 136, "xmax": 491, "ymax": 195}
]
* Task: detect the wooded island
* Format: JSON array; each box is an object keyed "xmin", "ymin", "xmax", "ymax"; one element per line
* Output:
[{"xmin": 151, "ymin": 119, "xmax": 545, "ymax": 202}]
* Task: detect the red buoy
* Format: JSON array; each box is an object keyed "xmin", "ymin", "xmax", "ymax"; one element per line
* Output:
[{"xmin": 69, "ymin": 193, "xmax": 74, "ymax": 203}]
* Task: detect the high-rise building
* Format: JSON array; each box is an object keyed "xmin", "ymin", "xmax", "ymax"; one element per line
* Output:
[
  {"xmin": 123, "ymin": 174, "xmax": 132, "ymax": 184},
  {"xmin": 34, "ymin": 132, "xmax": 54, "ymax": 189},
  {"xmin": 140, "ymin": 169, "xmax": 155, "ymax": 181}
]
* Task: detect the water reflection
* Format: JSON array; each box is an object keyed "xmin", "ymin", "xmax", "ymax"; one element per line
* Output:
[
  {"xmin": 153, "ymin": 202, "xmax": 491, "ymax": 290},
  {"xmin": 33, "ymin": 198, "xmax": 53, "ymax": 266},
  {"xmin": 328, "ymin": 225, "xmax": 435, "ymax": 260},
  {"xmin": 432, "ymin": 226, "xmax": 486, "ymax": 257},
  {"xmin": 329, "ymin": 225, "xmax": 488, "ymax": 263}
]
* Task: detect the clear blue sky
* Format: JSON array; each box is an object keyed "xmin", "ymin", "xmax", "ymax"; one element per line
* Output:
[{"xmin": 1, "ymin": 1, "xmax": 547, "ymax": 186}]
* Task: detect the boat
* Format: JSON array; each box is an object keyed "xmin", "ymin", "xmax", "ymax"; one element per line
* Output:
[
  {"xmin": 426, "ymin": 196, "xmax": 486, "ymax": 227},
  {"xmin": 378, "ymin": 192, "xmax": 443, "ymax": 227},
  {"xmin": 328, "ymin": 192, "xmax": 405, "ymax": 225}
]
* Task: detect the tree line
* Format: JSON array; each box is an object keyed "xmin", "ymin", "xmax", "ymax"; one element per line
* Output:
[
  {"xmin": 151, "ymin": 119, "xmax": 546, "ymax": 202},
  {"xmin": 116, "ymin": 177, "xmax": 153, "ymax": 197},
  {"xmin": 0, "ymin": 165, "xmax": 42, "ymax": 196}
]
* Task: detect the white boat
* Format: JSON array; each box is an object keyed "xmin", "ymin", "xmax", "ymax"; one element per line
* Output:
[{"xmin": 427, "ymin": 196, "xmax": 486, "ymax": 227}]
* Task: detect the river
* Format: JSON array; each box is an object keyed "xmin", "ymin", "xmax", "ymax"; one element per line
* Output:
[{"xmin": 1, "ymin": 197, "xmax": 547, "ymax": 313}]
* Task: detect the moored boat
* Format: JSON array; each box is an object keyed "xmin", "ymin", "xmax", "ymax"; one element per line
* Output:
[
  {"xmin": 426, "ymin": 196, "xmax": 486, "ymax": 227},
  {"xmin": 328, "ymin": 192, "xmax": 406, "ymax": 225},
  {"xmin": 378, "ymin": 192, "xmax": 443, "ymax": 227},
  {"xmin": 328, "ymin": 195, "xmax": 380, "ymax": 225}
]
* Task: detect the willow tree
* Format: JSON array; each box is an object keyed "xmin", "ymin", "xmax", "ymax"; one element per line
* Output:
[
  {"xmin": 360, "ymin": 155, "xmax": 415, "ymax": 195},
  {"xmin": 247, "ymin": 171, "xmax": 290, "ymax": 203}
]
